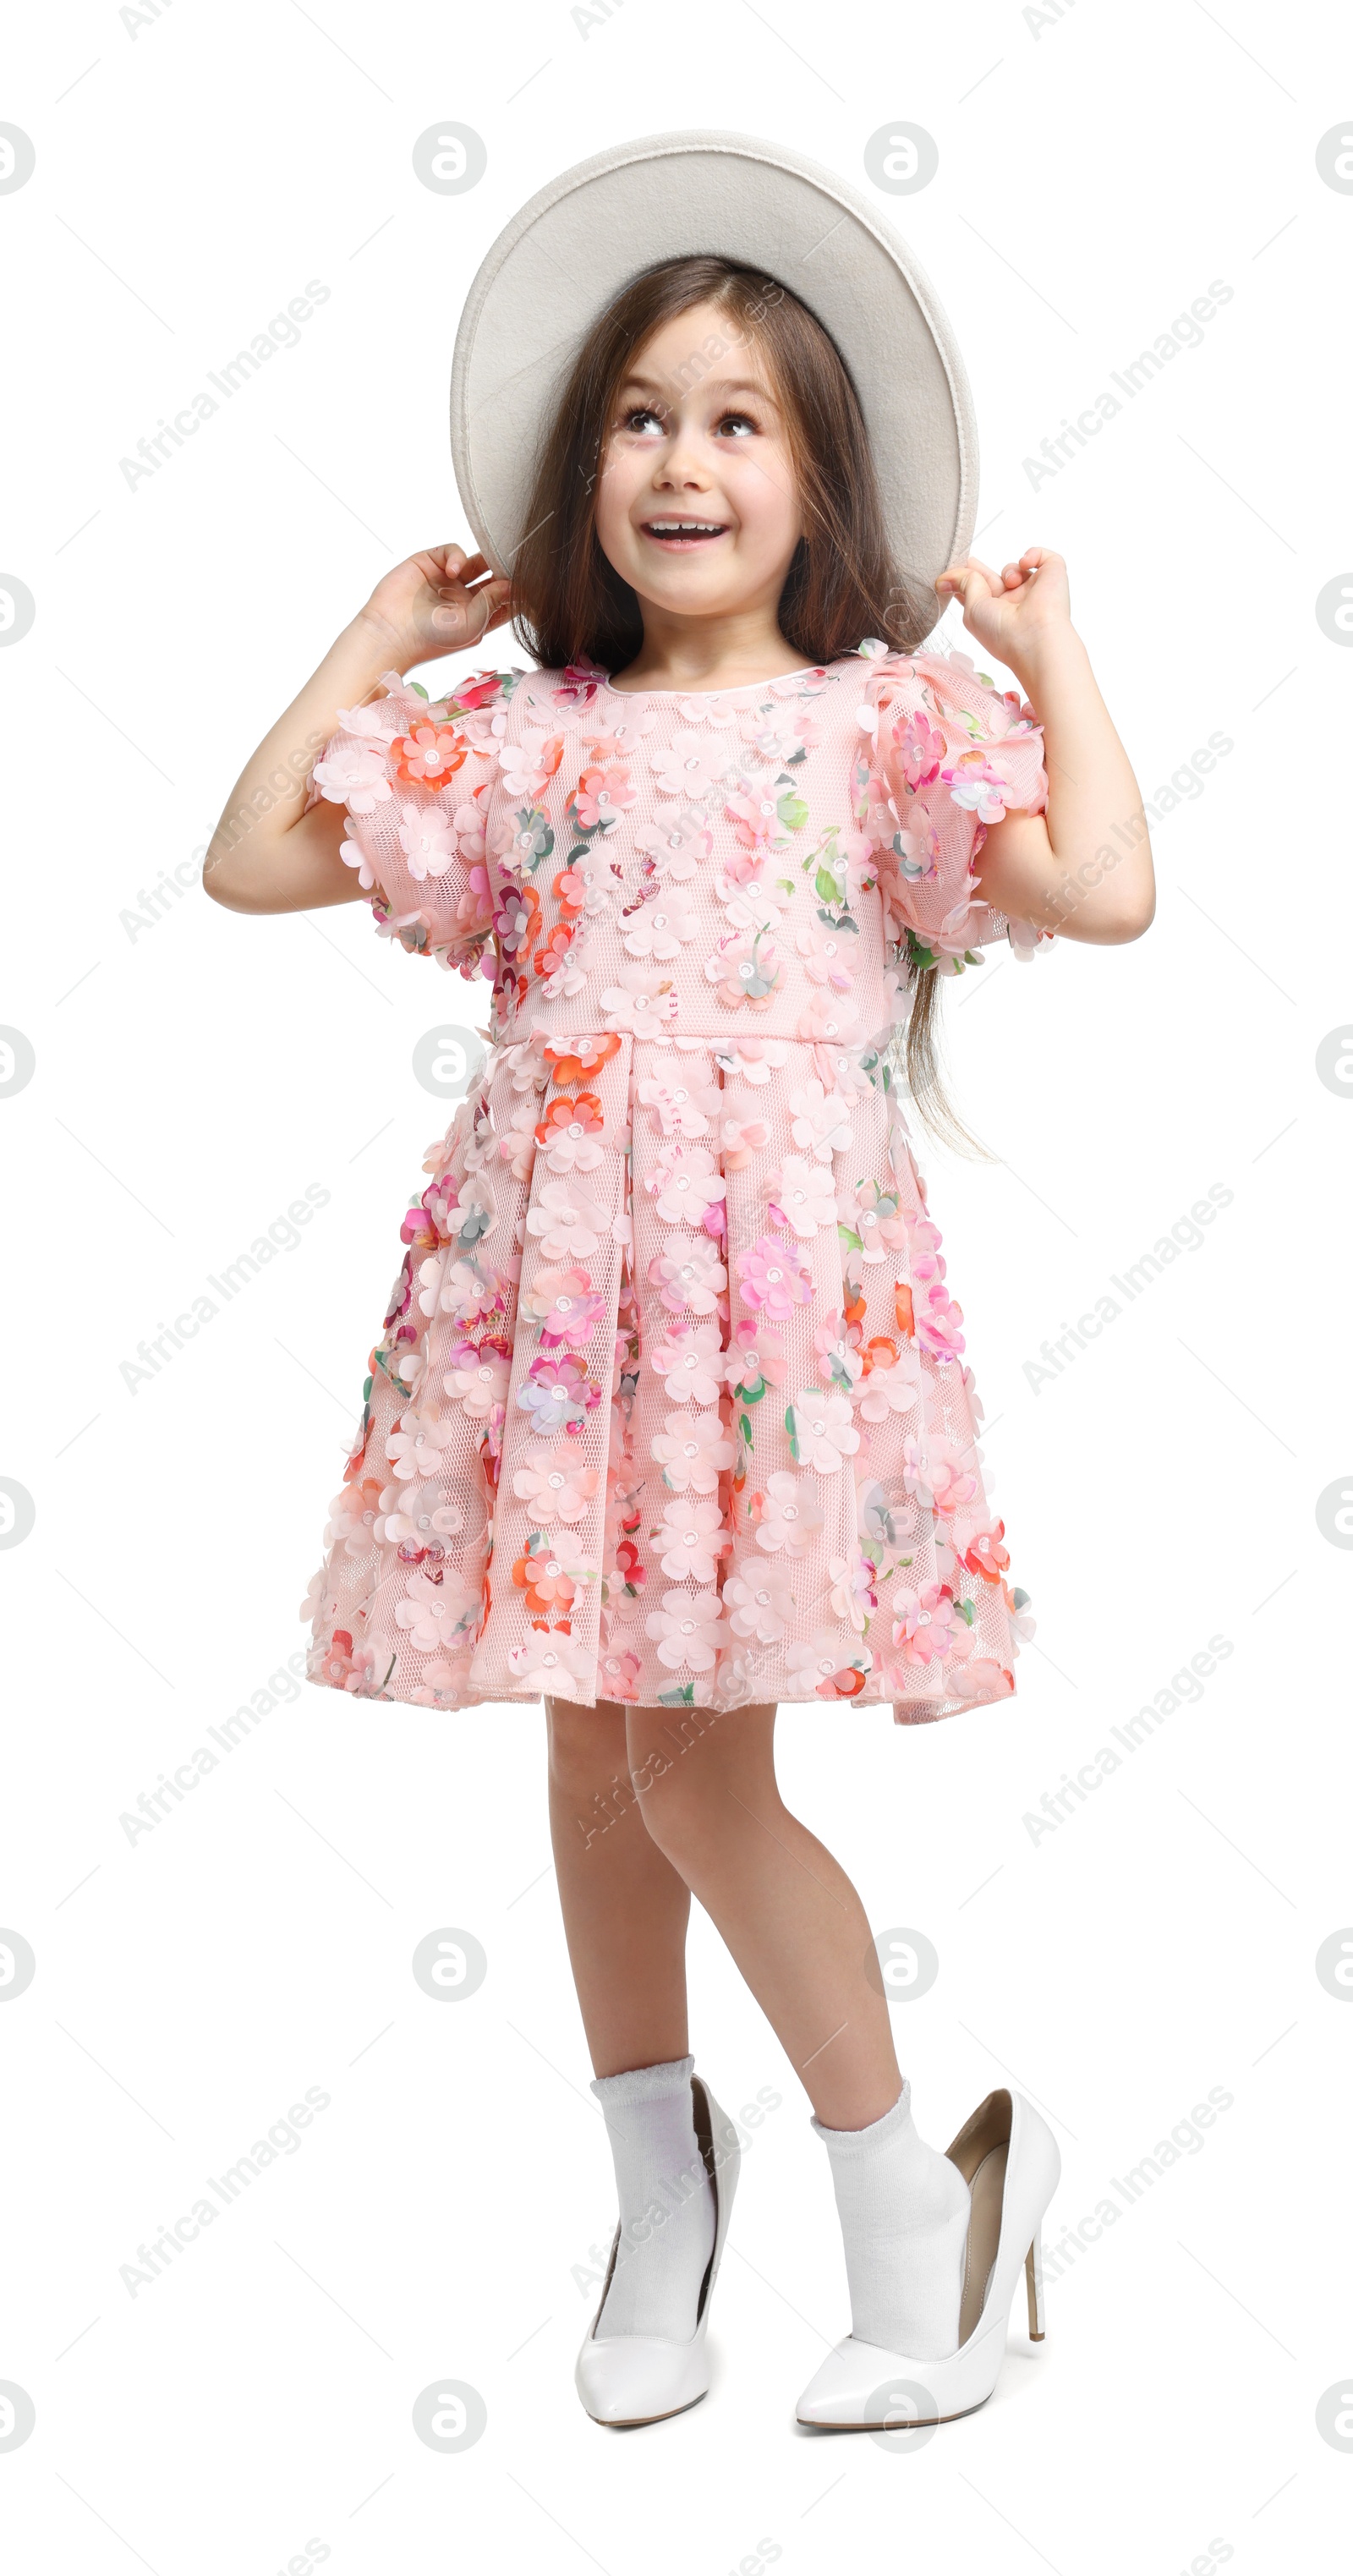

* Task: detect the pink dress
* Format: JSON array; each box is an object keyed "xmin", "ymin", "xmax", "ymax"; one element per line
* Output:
[{"xmin": 299, "ymin": 641, "xmax": 1050, "ymax": 1720}]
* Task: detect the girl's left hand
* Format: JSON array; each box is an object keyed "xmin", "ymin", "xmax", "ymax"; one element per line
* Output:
[{"xmin": 934, "ymin": 546, "xmax": 1073, "ymax": 670}]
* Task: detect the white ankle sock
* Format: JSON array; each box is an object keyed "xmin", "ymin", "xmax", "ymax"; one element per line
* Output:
[
  {"xmin": 589, "ymin": 2055, "xmax": 716, "ymax": 2342},
  {"xmin": 813, "ymin": 2079, "xmax": 972, "ymax": 2360}
]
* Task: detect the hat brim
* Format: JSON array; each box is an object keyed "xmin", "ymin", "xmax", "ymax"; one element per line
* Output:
[{"xmin": 450, "ymin": 129, "xmax": 977, "ymax": 595}]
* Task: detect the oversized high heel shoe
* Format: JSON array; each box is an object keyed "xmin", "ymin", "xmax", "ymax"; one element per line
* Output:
[
  {"xmin": 795, "ymin": 2088, "xmax": 1060, "ymax": 2430},
  {"xmin": 575, "ymin": 2075, "xmax": 741, "ymax": 2428}
]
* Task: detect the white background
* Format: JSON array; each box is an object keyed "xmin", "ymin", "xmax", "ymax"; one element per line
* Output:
[{"xmin": 1, "ymin": 3, "xmax": 1349, "ymax": 2569}]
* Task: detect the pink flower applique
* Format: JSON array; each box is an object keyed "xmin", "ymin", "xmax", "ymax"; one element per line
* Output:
[
  {"xmin": 901, "ymin": 1433, "xmax": 979, "ymax": 1517},
  {"xmin": 638, "ymin": 1075, "xmax": 713, "ymax": 1138},
  {"xmin": 649, "ymin": 729, "xmax": 733, "ymax": 801},
  {"xmin": 645, "ymin": 1587, "xmax": 726, "ymax": 1671},
  {"xmin": 567, "ymin": 759, "xmax": 636, "ymax": 830},
  {"xmin": 650, "ymin": 1409, "xmax": 735, "ymax": 1494},
  {"xmin": 525, "ymin": 1264, "xmax": 606, "ymax": 1348},
  {"xmin": 769, "ymin": 1155, "xmax": 838, "ymax": 1239},
  {"xmin": 725, "ymin": 1320, "xmax": 786, "ymax": 1401},
  {"xmin": 749, "ymin": 1470, "xmax": 824, "ymax": 1557},
  {"xmin": 597, "ymin": 1640, "xmax": 643, "ymax": 1700},
  {"xmin": 722, "ymin": 1567, "xmax": 795, "ymax": 1642},
  {"xmin": 396, "ymin": 1569, "xmax": 480, "ymax": 1653},
  {"xmin": 622, "ymin": 889, "xmax": 698, "ymax": 959},
  {"xmin": 786, "ymin": 1079, "xmax": 852, "ymax": 1162},
  {"xmin": 645, "ymin": 1145, "xmax": 726, "ymax": 1230},
  {"xmin": 512, "ymin": 1450, "xmax": 600, "ymax": 1522},
  {"xmin": 796, "ymin": 924, "xmax": 857, "ymax": 995},
  {"xmin": 600, "ymin": 967, "xmax": 677, "ymax": 1034},
  {"xmin": 720, "ymin": 1113, "xmax": 770, "ymax": 1169},
  {"xmin": 891, "ymin": 1581, "xmax": 969, "ymax": 1667},
  {"xmin": 940, "ymin": 748, "xmax": 1017, "ymax": 825},
  {"xmin": 725, "ymin": 780, "xmax": 786, "ymax": 850},
  {"xmin": 786, "ymin": 1631, "xmax": 871, "ymax": 1698},
  {"xmin": 720, "ymin": 1038, "xmax": 790, "ymax": 1087},
  {"xmin": 650, "ymin": 1319, "xmax": 726, "ymax": 1406},
  {"xmin": 397, "ymin": 802, "xmax": 457, "ymax": 881},
  {"xmin": 497, "ymin": 730, "xmax": 564, "ymax": 803},
  {"xmin": 814, "ymin": 1314, "xmax": 863, "ymax": 1393},
  {"xmin": 386, "ymin": 1409, "xmax": 458, "ymax": 1482},
  {"xmin": 705, "ymin": 930, "xmax": 785, "ymax": 1010},
  {"xmin": 652, "ymin": 1495, "xmax": 732, "ymax": 1582},
  {"xmin": 377, "ymin": 1479, "xmax": 466, "ymax": 1550},
  {"xmin": 647, "ymin": 1236, "xmax": 727, "ymax": 1318},
  {"xmin": 633, "ymin": 811, "xmax": 714, "ymax": 881},
  {"xmin": 445, "ymin": 1346, "xmax": 511, "ymax": 1420},
  {"xmin": 508, "ymin": 1628, "xmax": 594, "ymax": 1691},
  {"xmin": 735, "ymin": 1236, "xmax": 812, "ymax": 1323},
  {"xmin": 312, "ymin": 732, "xmax": 395, "ymax": 814},
  {"xmin": 828, "ymin": 1550, "xmax": 877, "ymax": 1632},
  {"xmin": 787, "ymin": 1389, "xmax": 861, "ymax": 1474},
  {"xmin": 524, "ymin": 1182, "xmax": 610, "ymax": 1263}
]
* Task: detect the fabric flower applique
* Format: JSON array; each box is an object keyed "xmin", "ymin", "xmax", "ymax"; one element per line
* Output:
[
  {"xmin": 891, "ymin": 1581, "xmax": 969, "ymax": 1667},
  {"xmin": 735, "ymin": 1235, "xmax": 812, "ymax": 1323},
  {"xmin": 786, "ymin": 1079, "xmax": 853, "ymax": 1162},
  {"xmin": 508, "ymin": 1629, "xmax": 593, "ymax": 1692},
  {"xmin": 769, "ymin": 1155, "xmax": 838, "ymax": 1239},
  {"xmin": 786, "ymin": 1630, "xmax": 871, "ymax": 1700},
  {"xmin": 524, "ymin": 1182, "xmax": 611, "ymax": 1263},
  {"xmin": 787, "ymin": 1389, "xmax": 861, "ymax": 1474},
  {"xmin": 645, "ymin": 1586, "xmax": 726, "ymax": 1672},
  {"xmin": 567, "ymin": 758, "xmax": 635, "ymax": 830},
  {"xmin": 813, "ymin": 1314, "xmax": 863, "ymax": 1395},
  {"xmin": 648, "ymin": 1236, "xmax": 728, "ymax": 1318},
  {"xmin": 828, "ymin": 1550, "xmax": 877, "ymax": 1633},
  {"xmin": 645, "ymin": 1144, "xmax": 726, "ymax": 1230},
  {"xmin": 650, "ymin": 1409, "xmax": 735, "ymax": 1494},
  {"xmin": 512, "ymin": 1450, "xmax": 600, "ymax": 1522},
  {"xmin": 497, "ymin": 728, "xmax": 565, "ymax": 803},
  {"xmin": 396, "ymin": 1568, "xmax": 480, "ymax": 1654},
  {"xmin": 534, "ymin": 1092, "xmax": 605, "ymax": 1175},
  {"xmin": 901, "ymin": 1432, "xmax": 979, "ymax": 1517},
  {"xmin": 633, "ymin": 810, "xmax": 714, "ymax": 881},
  {"xmin": 385, "ymin": 1409, "xmax": 459, "ymax": 1482},
  {"xmin": 621, "ymin": 889, "xmax": 699, "ymax": 959},
  {"xmin": 650, "ymin": 1319, "xmax": 726, "ymax": 1406},
  {"xmin": 444, "ymin": 1343, "xmax": 511, "ymax": 1420},
  {"xmin": 397, "ymin": 803, "xmax": 458, "ymax": 881},
  {"xmin": 722, "ymin": 1566, "xmax": 796, "ymax": 1643},
  {"xmin": 705, "ymin": 929, "xmax": 785, "ymax": 1010},
  {"xmin": 600, "ymin": 967, "xmax": 676, "ymax": 1035},
  {"xmin": 720, "ymin": 1038, "xmax": 790, "ymax": 1087},
  {"xmin": 649, "ymin": 727, "xmax": 734, "ymax": 801},
  {"xmin": 522, "ymin": 1263, "xmax": 606, "ymax": 1348},
  {"xmin": 750, "ymin": 1470, "xmax": 824, "ymax": 1557},
  {"xmin": 725, "ymin": 1320, "xmax": 786, "ymax": 1403},
  {"xmin": 637, "ymin": 1075, "xmax": 713, "ymax": 1138},
  {"xmin": 516, "ymin": 1353, "xmax": 599, "ymax": 1437},
  {"xmin": 390, "ymin": 721, "xmax": 468, "ymax": 791},
  {"xmin": 652, "ymin": 1495, "xmax": 732, "ymax": 1582}
]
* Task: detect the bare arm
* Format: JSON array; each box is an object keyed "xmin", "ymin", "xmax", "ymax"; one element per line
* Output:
[
  {"xmin": 934, "ymin": 548, "xmax": 1155, "ymax": 945},
  {"xmin": 203, "ymin": 545, "xmax": 512, "ymax": 916}
]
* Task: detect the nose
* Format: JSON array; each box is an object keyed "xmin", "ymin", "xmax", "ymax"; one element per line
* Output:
[{"xmin": 652, "ymin": 411, "xmax": 714, "ymax": 495}]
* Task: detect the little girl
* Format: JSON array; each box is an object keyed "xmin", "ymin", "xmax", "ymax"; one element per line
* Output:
[{"xmin": 209, "ymin": 173, "xmax": 1152, "ymax": 2435}]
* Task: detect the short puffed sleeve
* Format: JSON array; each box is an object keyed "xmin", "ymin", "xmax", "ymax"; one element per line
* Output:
[
  {"xmin": 304, "ymin": 666, "xmax": 519, "ymax": 978},
  {"xmin": 859, "ymin": 648, "xmax": 1050, "ymax": 968}
]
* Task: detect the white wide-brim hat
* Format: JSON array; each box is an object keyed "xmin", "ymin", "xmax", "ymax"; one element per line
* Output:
[{"xmin": 450, "ymin": 129, "xmax": 977, "ymax": 590}]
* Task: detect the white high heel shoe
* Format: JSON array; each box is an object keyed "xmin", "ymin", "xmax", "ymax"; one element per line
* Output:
[
  {"xmin": 575, "ymin": 2074, "xmax": 741, "ymax": 2428},
  {"xmin": 795, "ymin": 2088, "xmax": 1060, "ymax": 2430}
]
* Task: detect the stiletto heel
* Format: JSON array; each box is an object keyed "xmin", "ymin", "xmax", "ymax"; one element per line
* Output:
[
  {"xmin": 575, "ymin": 2075, "xmax": 740, "ymax": 2427},
  {"xmin": 796, "ymin": 2089, "xmax": 1061, "ymax": 2429},
  {"xmin": 1025, "ymin": 2232, "xmax": 1045, "ymax": 2340}
]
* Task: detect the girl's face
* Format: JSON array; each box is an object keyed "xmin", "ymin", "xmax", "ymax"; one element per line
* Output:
[{"xmin": 594, "ymin": 301, "xmax": 804, "ymax": 624}]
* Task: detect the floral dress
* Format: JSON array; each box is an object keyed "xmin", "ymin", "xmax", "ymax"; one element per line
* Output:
[{"xmin": 299, "ymin": 641, "xmax": 1049, "ymax": 1720}]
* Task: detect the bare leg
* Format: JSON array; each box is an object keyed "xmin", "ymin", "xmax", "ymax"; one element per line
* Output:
[
  {"xmin": 545, "ymin": 1696, "xmax": 693, "ymax": 2078},
  {"xmin": 626, "ymin": 1702, "xmax": 901, "ymax": 2130}
]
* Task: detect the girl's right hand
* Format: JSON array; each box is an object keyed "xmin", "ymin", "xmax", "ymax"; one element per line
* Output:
[{"xmin": 357, "ymin": 544, "xmax": 513, "ymax": 674}]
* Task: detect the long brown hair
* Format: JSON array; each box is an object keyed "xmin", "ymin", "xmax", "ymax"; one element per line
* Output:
[{"xmin": 507, "ymin": 254, "xmax": 984, "ymax": 1152}]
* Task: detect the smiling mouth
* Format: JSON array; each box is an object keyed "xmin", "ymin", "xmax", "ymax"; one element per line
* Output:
[{"xmin": 641, "ymin": 519, "xmax": 730, "ymax": 545}]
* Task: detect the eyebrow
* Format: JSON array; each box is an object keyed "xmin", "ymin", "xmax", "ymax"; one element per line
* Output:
[{"xmin": 616, "ymin": 372, "xmax": 778, "ymax": 405}]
